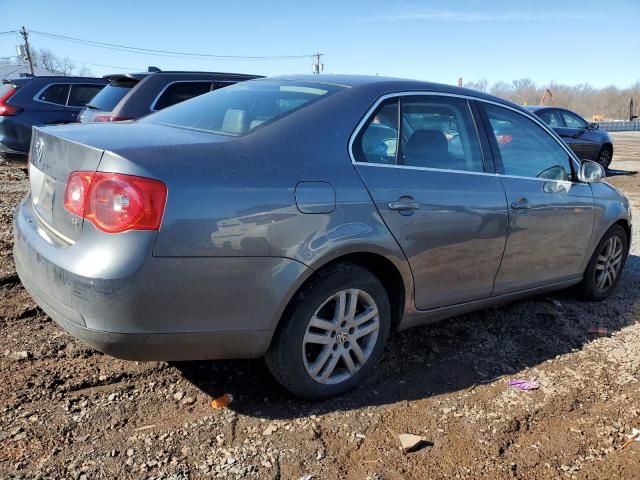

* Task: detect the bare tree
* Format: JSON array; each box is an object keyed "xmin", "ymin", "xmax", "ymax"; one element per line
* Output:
[
  {"xmin": 468, "ymin": 77, "xmax": 640, "ymax": 120},
  {"xmin": 30, "ymin": 47, "xmax": 92, "ymax": 77}
]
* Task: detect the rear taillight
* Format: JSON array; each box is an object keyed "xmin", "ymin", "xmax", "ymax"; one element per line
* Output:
[
  {"xmin": 0, "ymin": 86, "xmax": 22, "ymax": 116},
  {"xmin": 64, "ymin": 171, "xmax": 167, "ymax": 233},
  {"xmin": 94, "ymin": 115, "xmax": 131, "ymax": 122}
]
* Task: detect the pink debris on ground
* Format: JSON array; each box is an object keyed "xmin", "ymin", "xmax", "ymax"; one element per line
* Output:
[{"xmin": 507, "ymin": 379, "xmax": 540, "ymax": 391}]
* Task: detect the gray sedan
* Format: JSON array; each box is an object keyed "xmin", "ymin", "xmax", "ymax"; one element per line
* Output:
[{"xmin": 14, "ymin": 76, "xmax": 632, "ymax": 399}]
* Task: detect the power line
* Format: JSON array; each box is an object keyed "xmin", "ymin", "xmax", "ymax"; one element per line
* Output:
[{"xmin": 28, "ymin": 29, "xmax": 316, "ymax": 61}]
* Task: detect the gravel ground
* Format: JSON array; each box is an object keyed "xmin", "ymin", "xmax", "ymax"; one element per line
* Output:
[{"xmin": 1, "ymin": 132, "xmax": 640, "ymax": 480}]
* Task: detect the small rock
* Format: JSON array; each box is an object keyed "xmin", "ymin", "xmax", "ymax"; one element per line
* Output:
[
  {"xmin": 263, "ymin": 424, "xmax": 277, "ymax": 436},
  {"xmin": 399, "ymin": 433, "xmax": 431, "ymax": 453},
  {"xmin": 9, "ymin": 351, "xmax": 31, "ymax": 361},
  {"xmin": 127, "ymin": 448, "xmax": 135, "ymax": 457},
  {"xmin": 173, "ymin": 391, "xmax": 184, "ymax": 401},
  {"xmin": 181, "ymin": 396, "xmax": 196, "ymax": 406}
]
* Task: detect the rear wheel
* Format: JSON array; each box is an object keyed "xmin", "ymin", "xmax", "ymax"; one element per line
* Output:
[
  {"xmin": 265, "ymin": 264, "xmax": 390, "ymax": 399},
  {"xmin": 576, "ymin": 225, "xmax": 628, "ymax": 301},
  {"xmin": 597, "ymin": 145, "xmax": 613, "ymax": 171}
]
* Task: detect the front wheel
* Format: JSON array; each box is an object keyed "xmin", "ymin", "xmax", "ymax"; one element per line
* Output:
[
  {"xmin": 265, "ymin": 264, "xmax": 391, "ymax": 399},
  {"xmin": 597, "ymin": 145, "xmax": 613, "ymax": 171},
  {"xmin": 576, "ymin": 225, "xmax": 628, "ymax": 301}
]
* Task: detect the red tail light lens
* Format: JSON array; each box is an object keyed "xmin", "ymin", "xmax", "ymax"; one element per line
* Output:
[
  {"xmin": 0, "ymin": 86, "xmax": 22, "ymax": 116},
  {"xmin": 64, "ymin": 171, "xmax": 167, "ymax": 233},
  {"xmin": 94, "ymin": 115, "xmax": 131, "ymax": 122}
]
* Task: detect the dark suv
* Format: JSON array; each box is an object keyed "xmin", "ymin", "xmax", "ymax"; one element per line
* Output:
[
  {"xmin": 0, "ymin": 76, "xmax": 106, "ymax": 154},
  {"xmin": 78, "ymin": 70, "xmax": 261, "ymax": 123}
]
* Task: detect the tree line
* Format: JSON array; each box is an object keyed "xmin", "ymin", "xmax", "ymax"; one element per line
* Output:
[{"xmin": 464, "ymin": 78, "xmax": 640, "ymax": 121}]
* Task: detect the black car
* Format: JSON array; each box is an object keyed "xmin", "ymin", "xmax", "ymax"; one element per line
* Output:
[
  {"xmin": 526, "ymin": 106, "xmax": 613, "ymax": 170},
  {"xmin": 0, "ymin": 76, "xmax": 106, "ymax": 154},
  {"xmin": 78, "ymin": 69, "xmax": 262, "ymax": 123}
]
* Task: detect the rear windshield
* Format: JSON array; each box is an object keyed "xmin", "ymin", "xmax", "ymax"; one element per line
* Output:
[
  {"xmin": 141, "ymin": 80, "xmax": 342, "ymax": 136},
  {"xmin": 86, "ymin": 80, "xmax": 138, "ymax": 111}
]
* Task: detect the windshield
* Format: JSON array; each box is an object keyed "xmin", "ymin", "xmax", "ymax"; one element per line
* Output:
[
  {"xmin": 141, "ymin": 80, "xmax": 342, "ymax": 136},
  {"xmin": 86, "ymin": 80, "xmax": 138, "ymax": 110}
]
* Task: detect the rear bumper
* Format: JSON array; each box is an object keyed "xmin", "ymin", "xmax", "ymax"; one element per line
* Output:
[
  {"xmin": 0, "ymin": 116, "xmax": 31, "ymax": 153},
  {"xmin": 13, "ymin": 197, "xmax": 311, "ymax": 360}
]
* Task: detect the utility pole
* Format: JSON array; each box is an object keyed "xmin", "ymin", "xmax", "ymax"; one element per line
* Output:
[
  {"xmin": 312, "ymin": 53, "xmax": 324, "ymax": 74},
  {"xmin": 20, "ymin": 26, "xmax": 34, "ymax": 75}
]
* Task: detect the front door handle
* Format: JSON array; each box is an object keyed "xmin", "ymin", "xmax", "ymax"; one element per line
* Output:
[
  {"xmin": 510, "ymin": 199, "xmax": 531, "ymax": 210},
  {"xmin": 389, "ymin": 200, "xmax": 420, "ymax": 211}
]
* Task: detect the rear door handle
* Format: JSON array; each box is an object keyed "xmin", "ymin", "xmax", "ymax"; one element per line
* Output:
[
  {"xmin": 510, "ymin": 199, "xmax": 531, "ymax": 210},
  {"xmin": 389, "ymin": 200, "xmax": 420, "ymax": 211}
]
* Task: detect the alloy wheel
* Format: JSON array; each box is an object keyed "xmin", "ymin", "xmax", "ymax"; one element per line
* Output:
[
  {"xmin": 598, "ymin": 148, "xmax": 612, "ymax": 169},
  {"xmin": 595, "ymin": 235, "xmax": 624, "ymax": 292},
  {"xmin": 302, "ymin": 288, "xmax": 380, "ymax": 385}
]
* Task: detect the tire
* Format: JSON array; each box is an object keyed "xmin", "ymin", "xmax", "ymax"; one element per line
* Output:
[
  {"xmin": 265, "ymin": 263, "xmax": 391, "ymax": 400},
  {"xmin": 576, "ymin": 225, "xmax": 629, "ymax": 301},
  {"xmin": 597, "ymin": 145, "xmax": 613, "ymax": 171}
]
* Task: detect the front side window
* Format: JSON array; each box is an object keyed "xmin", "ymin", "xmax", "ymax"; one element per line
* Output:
[
  {"xmin": 153, "ymin": 81, "xmax": 213, "ymax": 110},
  {"xmin": 538, "ymin": 109, "xmax": 563, "ymax": 128},
  {"xmin": 561, "ymin": 111, "xmax": 587, "ymax": 129},
  {"xmin": 142, "ymin": 80, "xmax": 341, "ymax": 136},
  {"xmin": 353, "ymin": 95, "xmax": 483, "ymax": 172},
  {"xmin": 37, "ymin": 84, "xmax": 69, "ymax": 105},
  {"xmin": 484, "ymin": 104, "xmax": 572, "ymax": 180},
  {"xmin": 68, "ymin": 84, "xmax": 104, "ymax": 107}
]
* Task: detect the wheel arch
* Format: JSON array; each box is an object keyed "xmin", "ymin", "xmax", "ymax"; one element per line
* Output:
[{"xmin": 275, "ymin": 249, "xmax": 412, "ymax": 337}]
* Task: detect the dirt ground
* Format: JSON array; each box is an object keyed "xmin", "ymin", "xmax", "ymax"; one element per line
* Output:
[{"xmin": 1, "ymin": 132, "xmax": 640, "ymax": 480}]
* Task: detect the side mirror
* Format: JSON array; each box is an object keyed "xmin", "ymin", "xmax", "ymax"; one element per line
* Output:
[
  {"xmin": 578, "ymin": 160, "xmax": 605, "ymax": 183},
  {"xmin": 589, "ymin": 122, "xmax": 600, "ymax": 130}
]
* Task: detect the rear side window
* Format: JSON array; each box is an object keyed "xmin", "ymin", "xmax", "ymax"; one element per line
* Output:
[
  {"xmin": 483, "ymin": 104, "xmax": 572, "ymax": 180},
  {"xmin": 68, "ymin": 84, "xmax": 104, "ymax": 107},
  {"xmin": 153, "ymin": 81, "xmax": 212, "ymax": 110},
  {"xmin": 354, "ymin": 95, "xmax": 484, "ymax": 172},
  {"xmin": 37, "ymin": 84, "xmax": 69, "ymax": 105},
  {"xmin": 142, "ymin": 80, "xmax": 342, "ymax": 136},
  {"xmin": 86, "ymin": 81, "xmax": 137, "ymax": 110}
]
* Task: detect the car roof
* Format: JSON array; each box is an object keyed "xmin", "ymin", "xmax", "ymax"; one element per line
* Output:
[
  {"xmin": 104, "ymin": 71, "xmax": 263, "ymax": 82},
  {"xmin": 266, "ymin": 74, "xmax": 527, "ymax": 112},
  {"xmin": 2, "ymin": 75, "xmax": 105, "ymax": 83}
]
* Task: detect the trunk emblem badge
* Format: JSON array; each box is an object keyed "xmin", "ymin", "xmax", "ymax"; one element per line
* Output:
[{"xmin": 33, "ymin": 138, "xmax": 45, "ymax": 165}]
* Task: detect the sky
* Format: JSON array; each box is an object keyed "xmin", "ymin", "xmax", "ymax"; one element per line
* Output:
[{"xmin": 1, "ymin": 0, "xmax": 639, "ymax": 88}]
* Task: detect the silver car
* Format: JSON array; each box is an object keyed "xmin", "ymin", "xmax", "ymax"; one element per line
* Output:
[{"xmin": 14, "ymin": 76, "xmax": 632, "ymax": 399}]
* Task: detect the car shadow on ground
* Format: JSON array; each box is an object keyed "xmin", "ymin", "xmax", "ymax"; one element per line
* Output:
[
  {"xmin": 606, "ymin": 168, "xmax": 638, "ymax": 177},
  {"xmin": 175, "ymin": 254, "xmax": 640, "ymax": 419}
]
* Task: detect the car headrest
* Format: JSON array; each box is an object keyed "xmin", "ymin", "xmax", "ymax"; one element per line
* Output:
[
  {"xmin": 404, "ymin": 129, "xmax": 448, "ymax": 166},
  {"xmin": 221, "ymin": 109, "xmax": 247, "ymax": 135}
]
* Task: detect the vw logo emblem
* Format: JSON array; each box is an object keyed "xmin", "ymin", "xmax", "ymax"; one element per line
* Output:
[
  {"xmin": 33, "ymin": 138, "xmax": 45, "ymax": 165},
  {"xmin": 335, "ymin": 329, "xmax": 349, "ymax": 344}
]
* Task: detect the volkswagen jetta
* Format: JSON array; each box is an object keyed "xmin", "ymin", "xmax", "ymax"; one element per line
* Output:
[{"xmin": 14, "ymin": 76, "xmax": 632, "ymax": 399}]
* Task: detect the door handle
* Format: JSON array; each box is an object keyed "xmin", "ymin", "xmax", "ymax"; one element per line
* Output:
[
  {"xmin": 510, "ymin": 199, "xmax": 531, "ymax": 210},
  {"xmin": 388, "ymin": 200, "xmax": 420, "ymax": 211}
]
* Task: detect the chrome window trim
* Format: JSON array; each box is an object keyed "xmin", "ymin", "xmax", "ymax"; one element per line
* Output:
[
  {"xmin": 348, "ymin": 90, "xmax": 582, "ymax": 178},
  {"xmin": 149, "ymin": 80, "xmax": 220, "ymax": 112},
  {"xmin": 33, "ymin": 82, "xmax": 104, "ymax": 108},
  {"xmin": 354, "ymin": 161, "xmax": 581, "ymax": 184}
]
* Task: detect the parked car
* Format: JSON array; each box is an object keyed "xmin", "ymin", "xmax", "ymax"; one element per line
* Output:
[
  {"xmin": 0, "ymin": 76, "xmax": 106, "ymax": 154},
  {"xmin": 14, "ymin": 76, "xmax": 631, "ymax": 399},
  {"xmin": 526, "ymin": 106, "xmax": 614, "ymax": 170},
  {"xmin": 78, "ymin": 69, "xmax": 261, "ymax": 123}
]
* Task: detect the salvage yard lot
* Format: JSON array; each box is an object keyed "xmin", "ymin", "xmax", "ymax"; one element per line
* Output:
[{"xmin": 1, "ymin": 132, "xmax": 639, "ymax": 479}]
